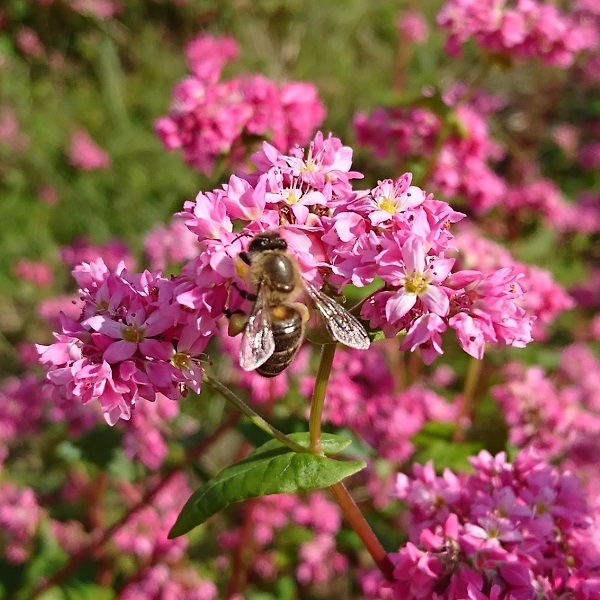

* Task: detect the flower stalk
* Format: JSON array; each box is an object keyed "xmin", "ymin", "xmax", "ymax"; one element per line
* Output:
[
  {"xmin": 309, "ymin": 343, "xmax": 337, "ymax": 454},
  {"xmin": 453, "ymin": 355, "xmax": 484, "ymax": 442},
  {"xmin": 308, "ymin": 341, "xmax": 395, "ymax": 581},
  {"xmin": 203, "ymin": 375, "xmax": 307, "ymax": 454}
]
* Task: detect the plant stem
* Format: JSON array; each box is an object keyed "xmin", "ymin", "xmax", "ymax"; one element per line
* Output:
[
  {"xmin": 25, "ymin": 412, "xmax": 240, "ymax": 600},
  {"xmin": 203, "ymin": 375, "xmax": 307, "ymax": 454},
  {"xmin": 307, "ymin": 342, "xmax": 395, "ymax": 581},
  {"xmin": 453, "ymin": 356, "xmax": 483, "ymax": 442},
  {"xmin": 329, "ymin": 482, "xmax": 395, "ymax": 581},
  {"xmin": 309, "ymin": 343, "xmax": 337, "ymax": 453}
]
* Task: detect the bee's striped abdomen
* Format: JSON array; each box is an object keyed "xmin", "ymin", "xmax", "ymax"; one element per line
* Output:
[{"xmin": 256, "ymin": 306, "xmax": 303, "ymax": 378}]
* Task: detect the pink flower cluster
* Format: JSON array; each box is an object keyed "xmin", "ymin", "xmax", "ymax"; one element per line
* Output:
[
  {"xmin": 0, "ymin": 105, "xmax": 28, "ymax": 152},
  {"xmin": 355, "ymin": 102, "xmax": 595, "ymax": 234},
  {"xmin": 389, "ymin": 449, "xmax": 600, "ymax": 599},
  {"xmin": 119, "ymin": 565, "xmax": 217, "ymax": 600},
  {"xmin": 68, "ymin": 128, "xmax": 111, "ymax": 171},
  {"xmin": 60, "ymin": 237, "xmax": 135, "ymax": 271},
  {"xmin": 0, "ymin": 375, "xmax": 49, "ymax": 465},
  {"xmin": 122, "ymin": 392, "xmax": 180, "ymax": 469},
  {"xmin": 178, "ymin": 131, "xmax": 533, "ymax": 364},
  {"xmin": 492, "ymin": 344, "xmax": 600, "ymax": 494},
  {"xmin": 37, "ymin": 257, "xmax": 223, "ymax": 424},
  {"xmin": 396, "ymin": 10, "xmax": 429, "ymax": 44},
  {"xmin": 354, "ymin": 100, "xmax": 507, "ymax": 215},
  {"xmin": 218, "ymin": 492, "xmax": 345, "ymax": 587},
  {"xmin": 113, "ymin": 473, "xmax": 190, "ymax": 563},
  {"xmin": 453, "ymin": 226, "xmax": 574, "ymax": 339},
  {"xmin": 0, "ymin": 482, "xmax": 43, "ymax": 564},
  {"xmin": 437, "ymin": 0, "xmax": 598, "ymax": 67},
  {"xmin": 155, "ymin": 34, "xmax": 326, "ymax": 175},
  {"xmin": 13, "ymin": 258, "xmax": 54, "ymax": 288},
  {"xmin": 301, "ymin": 347, "xmax": 456, "ymax": 461},
  {"xmin": 144, "ymin": 220, "xmax": 201, "ymax": 271},
  {"xmin": 504, "ymin": 174, "xmax": 589, "ymax": 233},
  {"xmin": 38, "ymin": 131, "xmax": 535, "ymax": 422}
]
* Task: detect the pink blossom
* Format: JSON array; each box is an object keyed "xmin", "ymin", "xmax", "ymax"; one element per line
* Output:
[
  {"xmin": 380, "ymin": 236, "xmax": 453, "ymax": 323},
  {"xmin": 185, "ymin": 33, "xmax": 239, "ymax": 83},
  {"xmin": 120, "ymin": 565, "xmax": 218, "ymax": 600},
  {"xmin": 144, "ymin": 219, "xmax": 201, "ymax": 270},
  {"xmin": 37, "ymin": 185, "xmax": 59, "ymax": 205},
  {"xmin": 453, "ymin": 226, "xmax": 574, "ymax": 340},
  {"xmin": 13, "ymin": 259, "xmax": 53, "ymax": 288},
  {"xmin": 354, "ymin": 100, "xmax": 507, "ymax": 215},
  {"xmin": 68, "ymin": 129, "xmax": 111, "ymax": 171},
  {"xmin": 387, "ymin": 449, "xmax": 600, "ymax": 599},
  {"xmin": 397, "ymin": 10, "xmax": 429, "ymax": 44},
  {"xmin": 155, "ymin": 35, "xmax": 325, "ymax": 175},
  {"xmin": 0, "ymin": 483, "xmax": 43, "ymax": 564},
  {"xmin": 114, "ymin": 473, "xmax": 190, "ymax": 562},
  {"xmin": 16, "ymin": 28, "xmax": 44, "ymax": 58},
  {"xmin": 437, "ymin": 0, "xmax": 598, "ymax": 67},
  {"xmin": 69, "ymin": 0, "xmax": 122, "ymax": 19},
  {"xmin": 37, "ymin": 259, "xmax": 219, "ymax": 424},
  {"xmin": 60, "ymin": 238, "xmax": 135, "ymax": 271}
]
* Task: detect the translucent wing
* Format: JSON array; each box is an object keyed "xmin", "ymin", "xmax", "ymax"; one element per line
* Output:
[
  {"xmin": 239, "ymin": 284, "xmax": 275, "ymax": 371},
  {"xmin": 304, "ymin": 280, "xmax": 371, "ymax": 350}
]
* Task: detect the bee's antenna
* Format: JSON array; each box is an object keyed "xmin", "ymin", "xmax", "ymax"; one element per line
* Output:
[{"xmin": 231, "ymin": 231, "xmax": 252, "ymax": 245}]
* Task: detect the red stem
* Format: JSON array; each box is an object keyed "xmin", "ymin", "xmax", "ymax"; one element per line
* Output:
[{"xmin": 329, "ymin": 482, "xmax": 395, "ymax": 581}]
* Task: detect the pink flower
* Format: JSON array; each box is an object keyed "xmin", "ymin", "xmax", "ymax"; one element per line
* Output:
[
  {"xmin": 37, "ymin": 259, "xmax": 219, "ymax": 424},
  {"xmin": 389, "ymin": 449, "xmax": 600, "ymax": 599},
  {"xmin": 381, "ymin": 236, "xmax": 453, "ymax": 324},
  {"xmin": 155, "ymin": 36, "xmax": 325, "ymax": 175},
  {"xmin": 0, "ymin": 483, "xmax": 43, "ymax": 564},
  {"xmin": 13, "ymin": 259, "xmax": 53, "ymax": 288},
  {"xmin": 397, "ymin": 10, "xmax": 429, "ymax": 44},
  {"xmin": 185, "ymin": 34, "xmax": 239, "ymax": 83},
  {"xmin": 69, "ymin": 0, "xmax": 122, "ymax": 19},
  {"xmin": 16, "ymin": 28, "xmax": 44, "ymax": 58},
  {"xmin": 68, "ymin": 129, "xmax": 111, "ymax": 170},
  {"xmin": 144, "ymin": 219, "xmax": 201, "ymax": 271},
  {"xmin": 437, "ymin": 0, "xmax": 597, "ymax": 67}
]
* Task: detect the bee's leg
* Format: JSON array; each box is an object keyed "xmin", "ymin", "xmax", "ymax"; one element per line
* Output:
[
  {"xmin": 286, "ymin": 301, "xmax": 310, "ymax": 323},
  {"xmin": 227, "ymin": 311, "xmax": 248, "ymax": 337},
  {"xmin": 232, "ymin": 281, "xmax": 257, "ymax": 302}
]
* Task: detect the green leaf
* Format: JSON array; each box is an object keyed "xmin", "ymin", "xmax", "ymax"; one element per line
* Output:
[
  {"xmin": 411, "ymin": 420, "xmax": 456, "ymax": 445},
  {"xmin": 63, "ymin": 584, "xmax": 115, "ymax": 600},
  {"xmin": 413, "ymin": 440, "xmax": 482, "ymax": 472},
  {"xmin": 71, "ymin": 426, "xmax": 123, "ymax": 468},
  {"xmin": 169, "ymin": 434, "xmax": 364, "ymax": 537},
  {"xmin": 236, "ymin": 415, "xmax": 308, "ymax": 449}
]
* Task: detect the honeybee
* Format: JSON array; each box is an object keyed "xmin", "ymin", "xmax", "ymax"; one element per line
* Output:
[{"xmin": 234, "ymin": 230, "xmax": 370, "ymax": 378}]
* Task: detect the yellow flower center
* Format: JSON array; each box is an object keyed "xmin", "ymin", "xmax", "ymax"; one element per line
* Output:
[
  {"xmin": 378, "ymin": 197, "xmax": 398, "ymax": 214},
  {"xmin": 303, "ymin": 159, "xmax": 317, "ymax": 172},
  {"xmin": 121, "ymin": 324, "xmax": 145, "ymax": 343},
  {"xmin": 284, "ymin": 190, "xmax": 300, "ymax": 204},
  {"xmin": 404, "ymin": 273, "xmax": 428, "ymax": 295},
  {"xmin": 172, "ymin": 351, "xmax": 191, "ymax": 369}
]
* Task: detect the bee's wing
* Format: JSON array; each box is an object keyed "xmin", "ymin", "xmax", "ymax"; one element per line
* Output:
[
  {"xmin": 304, "ymin": 280, "xmax": 371, "ymax": 350},
  {"xmin": 239, "ymin": 284, "xmax": 276, "ymax": 371}
]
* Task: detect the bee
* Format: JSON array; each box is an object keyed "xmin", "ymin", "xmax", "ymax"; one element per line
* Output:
[{"xmin": 235, "ymin": 230, "xmax": 370, "ymax": 378}]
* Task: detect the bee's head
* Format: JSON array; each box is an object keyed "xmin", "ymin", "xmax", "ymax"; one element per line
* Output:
[{"xmin": 248, "ymin": 231, "xmax": 288, "ymax": 254}]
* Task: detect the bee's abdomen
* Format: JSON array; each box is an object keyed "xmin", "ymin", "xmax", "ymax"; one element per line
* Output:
[{"xmin": 256, "ymin": 305, "xmax": 303, "ymax": 378}]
